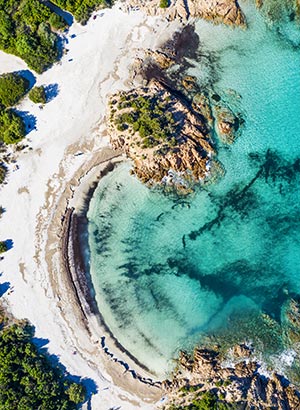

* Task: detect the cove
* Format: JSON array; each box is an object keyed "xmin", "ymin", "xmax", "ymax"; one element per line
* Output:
[{"xmin": 87, "ymin": 2, "xmax": 300, "ymax": 377}]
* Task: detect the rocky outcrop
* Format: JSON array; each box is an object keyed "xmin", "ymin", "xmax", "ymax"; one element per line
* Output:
[
  {"xmin": 255, "ymin": 0, "xmax": 300, "ymax": 24},
  {"xmin": 145, "ymin": 49, "xmax": 176, "ymax": 70},
  {"xmin": 107, "ymin": 24, "xmax": 243, "ymax": 191},
  {"xmin": 108, "ymin": 80, "xmax": 216, "ymax": 191},
  {"xmin": 121, "ymin": 0, "xmax": 246, "ymax": 27},
  {"xmin": 282, "ymin": 298, "xmax": 300, "ymax": 345},
  {"xmin": 213, "ymin": 102, "xmax": 242, "ymax": 144},
  {"xmin": 162, "ymin": 345, "xmax": 300, "ymax": 410}
]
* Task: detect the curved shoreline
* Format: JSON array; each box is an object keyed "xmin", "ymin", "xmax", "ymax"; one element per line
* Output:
[
  {"xmin": 64, "ymin": 163, "xmax": 162, "ymax": 380},
  {"xmin": 45, "ymin": 147, "xmax": 164, "ymax": 401}
]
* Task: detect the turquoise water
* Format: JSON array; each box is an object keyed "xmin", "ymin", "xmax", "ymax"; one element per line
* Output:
[{"xmin": 88, "ymin": 2, "xmax": 300, "ymax": 377}]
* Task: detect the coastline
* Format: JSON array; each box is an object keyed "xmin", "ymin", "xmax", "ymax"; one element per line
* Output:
[
  {"xmin": 1, "ymin": 1, "xmax": 300, "ymax": 409},
  {"xmin": 45, "ymin": 147, "xmax": 164, "ymax": 401},
  {"xmin": 0, "ymin": 7, "xmax": 182, "ymax": 409},
  {"xmin": 59, "ymin": 151, "xmax": 163, "ymax": 382}
]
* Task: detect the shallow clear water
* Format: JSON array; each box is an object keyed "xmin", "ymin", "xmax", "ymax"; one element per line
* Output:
[{"xmin": 88, "ymin": 3, "xmax": 300, "ymax": 377}]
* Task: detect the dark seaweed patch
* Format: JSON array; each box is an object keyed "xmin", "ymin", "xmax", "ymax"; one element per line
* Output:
[
  {"xmin": 142, "ymin": 23, "xmax": 222, "ymax": 91},
  {"xmin": 117, "ymin": 260, "xmax": 140, "ymax": 280},
  {"xmin": 162, "ymin": 24, "xmax": 200, "ymax": 62},
  {"xmin": 101, "ymin": 285, "xmax": 133, "ymax": 328},
  {"xmin": 156, "ymin": 212, "xmax": 164, "ymax": 221},
  {"xmin": 135, "ymin": 329, "xmax": 164, "ymax": 355},
  {"xmin": 188, "ymin": 150, "xmax": 300, "ymax": 241}
]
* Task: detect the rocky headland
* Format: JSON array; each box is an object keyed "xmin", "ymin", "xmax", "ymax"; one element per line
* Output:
[
  {"xmin": 108, "ymin": 80, "xmax": 215, "ymax": 190},
  {"xmin": 107, "ymin": 31, "xmax": 243, "ymax": 191},
  {"xmin": 160, "ymin": 298, "xmax": 300, "ymax": 409},
  {"xmin": 121, "ymin": 0, "xmax": 246, "ymax": 27},
  {"xmin": 162, "ymin": 344, "xmax": 300, "ymax": 409},
  {"xmin": 107, "ymin": 77, "xmax": 242, "ymax": 191}
]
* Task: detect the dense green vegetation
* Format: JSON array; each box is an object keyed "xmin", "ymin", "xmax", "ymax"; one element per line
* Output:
[
  {"xmin": 51, "ymin": 0, "xmax": 109, "ymax": 24},
  {"xmin": 0, "ymin": 319, "xmax": 86, "ymax": 409},
  {"xmin": 112, "ymin": 93, "xmax": 177, "ymax": 148},
  {"xmin": 48, "ymin": 12, "xmax": 68, "ymax": 30},
  {"xmin": 159, "ymin": 0, "xmax": 169, "ymax": 8},
  {"xmin": 29, "ymin": 85, "xmax": 47, "ymax": 104},
  {"xmin": 0, "ymin": 0, "xmax": 66, "ymax": 73},
  {"xmin": 0, "ymin": 241, "xmax": 8, "ymax": 253},
  {"xmin": 0, "ymin": 73, "xmax": 29, "ymax": 108},
  {"xmin": 0, "ymin": 0, "xmax": 107, "ymax": 70},
  {"xmin": 168, "ymin": 391, "xmax": 236, "ymax": 410},
  {"xmin": 0, "ymin": 163, "xmax": 7, "ymax": 184},
  {"xmin": 0, "ymin": 109, "xmax": 25, "ymax": 144},
  {"xmin": 0, "ymin": 73, "xmax": 27, "ymax": 145}
]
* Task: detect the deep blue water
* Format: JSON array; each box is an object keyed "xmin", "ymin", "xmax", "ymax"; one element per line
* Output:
[{"xmin": 88, "ymin": 2, "xmax": 300, "ymax": 376}]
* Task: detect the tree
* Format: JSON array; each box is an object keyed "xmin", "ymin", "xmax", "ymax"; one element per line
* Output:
[
  {"xmin": 0, "ymin": 73, "xmax": 30, "ymax": 108},
  {"xmin": 66, "ymin": 383, "xmax": 87, "ymax": 404},
  {"xmin": 49, "ymin": 13, "xmax": 67, "ymax": 30},
  {"xmin": 0, "ymin": 321, "xmax": 86, "ymax": 409},
  {"xmin": 29, "ymin": 85, "xmax": 47, "ymax": 104},
  {"xmin": 0, "ymin": 109, "xmax": 26, "ymax": 145},
  {"xmin": 0, "ymin": 0, "xmax": 66, "ymax": 73},
  {"xmin": 51, "ymin": 0, "xmax": 109, "ymax": 24},
  {"xmin": 0, "ymin": 241, "xmax": 8, "ymax": 253},
  {"xmin": 159, "ymin": 0, "xmax": 169, "ymax": 8}
]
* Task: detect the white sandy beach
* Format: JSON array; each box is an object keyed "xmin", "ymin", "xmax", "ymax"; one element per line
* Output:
[{"xmin": 0, "ymin": 5, "xmax": 180, "ymax": 409}]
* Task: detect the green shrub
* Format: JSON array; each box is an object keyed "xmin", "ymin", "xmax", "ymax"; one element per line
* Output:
[
  {"xmin": 0, "ymin": 0, "xmax": 66, "ymax": 73},
  {"xmin": 116, "ymin": 123, "xmax": 128, "ymax": 132},
  {"xmin": 0, "ymin": 73, "xmax": 30, "ymax": 107},
  {"xmin": 51, "ymin": 0, "xmax": 109, "ymax": 24},
  {"xmin": 0, "ymin": 321, "xmax": 86, "ymax": 408},
  {"xmin": 29, "ymin": 85, "xmax": 47, "ymax": 104},
  {"xmin": 49, "ymin": 12, "xmax": 67, "ymax": 30},
  {"xmin": 159, "ymin": 0, "xmax": 169, "ymax": 8},
  {"xmin": 142, "ymin": 137, "xmax": 156, "ymax": 148},
  {"xmin": 0, "ymin": 241, "xmax": 8, "ymax": 253},
  {"xmin": 192, "ymin": 391, "xmax": 217, "ymax": 409},
  {"xmin": 66, "ymin": 383, "xmax": 86, "ymax": 404},
  {"xmin": 0, "ymin": 109, "xmax": 26, "ymax": 144},
  {"xmin": 112, "ymin": 92, "xmax": 177, "ymax": 146}
]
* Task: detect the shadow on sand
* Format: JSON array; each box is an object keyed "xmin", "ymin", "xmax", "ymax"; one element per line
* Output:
[
  {"xmin": 45, "ymin": 83, "xmax": 60, "ymax": 102},
  {"xmin": 14, "ymin": 110, "xmax": 37, "ymax": 134},
  {"xmin": 16, "ymin": 70, "xmax": 36, "ymax": 89},
  {"xmin": 36, "ymin": 336, "xmax": 98, "ymax": 407}
]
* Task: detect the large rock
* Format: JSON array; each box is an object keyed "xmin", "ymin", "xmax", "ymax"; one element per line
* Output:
[
  {"xmin": 107, "ymin": 80, "xmax": 215, "ymax": 191},
  {"xmin": 213, "ymin": 102, "xmax": 241, "ymax": 144},
  {"xmin": 121, "ymin": 0, "xmax": 246, "ymax": 27},
  {"xmin": 163, "ymin": 344, "xmax": 300, "ymax": 410},
  {"xmin": 232, "ymin": 343, "xmax": 253, "ymax": 359}
]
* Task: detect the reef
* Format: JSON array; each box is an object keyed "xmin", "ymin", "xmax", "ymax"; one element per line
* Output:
[
  {"xmin": 162, "ymin": 344, "xmax": 300, "ymax": 410},
  {"xmin": 255, "ymin": 0, "xmax": 300, "ymax": 25},
  {"xmin": 282, "ymin": 298, "xmax": 300, "ymax": 346},
  {"xmin": 160, "ymin": 297, "xmax": 300, "ymax": 409}
]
